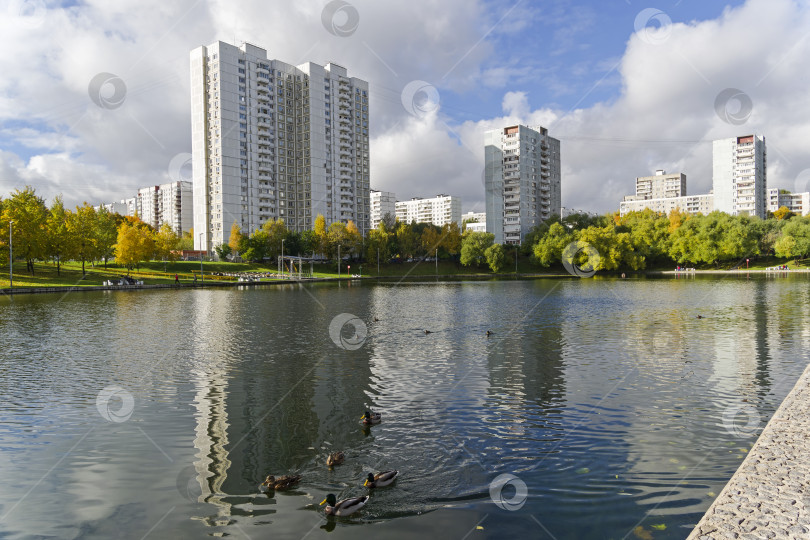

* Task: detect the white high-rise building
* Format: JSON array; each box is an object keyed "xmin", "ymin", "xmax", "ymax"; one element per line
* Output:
[
  {"xmin": 190, "ymin": 41, "xmax": 370, "ymax": 252},
  {"xmin": 484, "ymin": 124, "xmax": 561, "ymax": 245},
  {"xmin": 767, "ymin": 188, "xmax": 810, "ymax": 216},
  {"xmin": 634, "ymin": 170, "xmax": 686, "ymax": 199},
  {"xmin": 395, "ymin": 194, "xmax": 462, "ymax": 227},
  {"xmin": 712, "ymin": 134, "xmax": 767, "ymax": 218},
  {"xmin": 135, "ymin": 181, "xmax": 193, "ymax": 233},
  {"xmin": 370, "ymin": 189, "xmax": 396, "ymax": 229}
]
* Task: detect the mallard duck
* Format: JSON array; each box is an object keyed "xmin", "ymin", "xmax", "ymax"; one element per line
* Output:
[
  {"xmin": 259, "ymin": 474, "xmax": 301, "ymax": 492},
  {"xmin": 326, "ymin": 451, "xmax": 345, "ymax": 467},
  {"xmin": 424, "ymin": 329, "xmax": 432, "ymax": 334},
  {"xmin": 320, "ymin": 493, "xmax": 368, "ymax": 516},
  {"xmin": 364, "ymin": 470, "xmax": 398, "ymax": 488},
  {"xmin": 360, "ymin": 410, "xmax": 381, "ymax": 425},
  {"xmin": 486, "ymin": 330, "xmax": 493, "ymax": 336}
]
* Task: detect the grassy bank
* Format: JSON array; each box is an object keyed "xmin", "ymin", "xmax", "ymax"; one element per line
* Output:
[{"xmin": 0, "ymin": 255, "xmax": 807, "ymax": 289}]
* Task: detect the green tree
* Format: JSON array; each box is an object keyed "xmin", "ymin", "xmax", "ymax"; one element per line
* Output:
[
  {"xmin": 2, "ymin": 187, "xmax": 48, "ymax": 274},
  {"xmin": 440, "ymin": 222, "xmax": 462, "ymax": 257},
  {"xmin": 96, "ymin": 207, "xmax": 119, "ymax": 268},
  {"xmin": 178, "ymin": 228, "xmax": 194, "ymax": 251},
  {"xmin": 345, "ymin": 220, "xmax": 362, "ymax": 258},
  {"xmin": 460, "ymin": 231, "xmax": 494, "ymax": 267},
  {"xmin": 396, "ymin": 222, "xmax": 418, "ymax": 259},
  {"xmin": 420, "ymin": 225, "xmax": 441, "ymax": 257},
  {"xmin": 365, "ymin": 226, "xmax": 391, "ymax": 267},
  {"xmin": 774, "ymin": 217, "xmax": 810, "ymax": 261},
  {"xmin": 154, "ymin": 223, "xmax": 180, "ymax": 262},
  {"xmin": 300, "ymin": 229, "xmax": 318, "ymax": 256},
  {"xmin": 262, "ymin": 218, "xmax": 289, "ymax": 259},
  {"xmin": 67, "ymin": 203, "xmax": 99, "ymax": 275},
  {"xmin": 327, "ymin": 221, "xmax": 348, "ymax": 260},
  {"xmin": 214, "ymin": 243, "xmax": 232, "ymax": 260},
  {"xmin": 485, "ymin": 243, "xmax": 507, "ymax": 272},
  {"xmin": 533, "ymin": 222, "xmax": 573, "ymax": 267},
  {"xmin": 45, "ymin": 195, "xmax": 73, "ymax": 276}
]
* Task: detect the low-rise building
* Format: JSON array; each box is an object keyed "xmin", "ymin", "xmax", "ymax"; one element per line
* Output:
[
  {"xmin": 395, "ymin": 194, "xmax": 461, "ymax": 226},
  {"xmin": 767, "ymin": 188, "xmax": 810, "ymax": 216},
  {"xmin": 620, "ymin": 193, "xmax": 714, "ymax": 217}
]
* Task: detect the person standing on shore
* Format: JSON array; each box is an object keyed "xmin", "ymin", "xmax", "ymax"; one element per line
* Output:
[{"xmin": 175, "ymin": 273, "xmax": 179, "ymax": 284}]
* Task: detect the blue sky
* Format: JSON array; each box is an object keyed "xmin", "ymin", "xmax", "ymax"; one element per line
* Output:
[{"xmin": 0, "ymin": 0, "xmax": 807, "ymax": 214}]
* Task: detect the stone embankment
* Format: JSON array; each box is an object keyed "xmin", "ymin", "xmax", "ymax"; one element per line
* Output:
[{"xmin": 689, "ymin": 363, "xmax": 810, "ymax": 539}]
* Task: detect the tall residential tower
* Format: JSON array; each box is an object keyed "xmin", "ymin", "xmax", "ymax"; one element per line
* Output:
[
  {"xmin": 484, "ymin": 125, "xmax": 561, "ymax": 244},
  {"xmin": 190, "ymin": 41, "xmax": 370, "ymax": 252},
  {"xmin": 712, "ymin": 134, "xmax": 767, "ymax": 219}
]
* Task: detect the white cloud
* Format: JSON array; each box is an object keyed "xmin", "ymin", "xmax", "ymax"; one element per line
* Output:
[{"xmin": 0, "ymin": 0, "xmax": 809, "ymax": 218}]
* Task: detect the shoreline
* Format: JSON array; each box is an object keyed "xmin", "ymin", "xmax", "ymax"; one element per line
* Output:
[{"xmin": 0, "ymin": 268, "xmax": 808, "ymax": 297}]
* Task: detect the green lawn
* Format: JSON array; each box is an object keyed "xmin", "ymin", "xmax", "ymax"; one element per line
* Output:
[{"xmin": 1, "ymin": 255, "xmax": 806, "ymax": 289}]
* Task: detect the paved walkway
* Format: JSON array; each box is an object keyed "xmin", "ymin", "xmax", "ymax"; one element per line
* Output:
[{"xmin": 689, "ymin": 363, "xmax": 810, "ymax": 539}]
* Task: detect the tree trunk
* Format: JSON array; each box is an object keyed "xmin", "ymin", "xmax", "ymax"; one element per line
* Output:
[
  {"xmin": 82, "ymin": 258, "xmax": 86, "ymax": 276},
  {"xmin": 56, "ymin": 256, "xmax": 60, "ymax": 276}
]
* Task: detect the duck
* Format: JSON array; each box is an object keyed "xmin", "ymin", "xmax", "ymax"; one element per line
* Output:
[
  {"xmin": 373, "ymin": 317, "xmax": 379, "ymax": 322},
  {"xmin": 321, "ymin": 493, "xmax": 368, "ymax": 516},
  {"xmin": 326, "ymin": 451, "xmax": 345, "ymax": 467},
  {"xmin": 259, "ymin": 474, "xmax": 301, "ymax": 492},
  {"xmin": 486, "ymin": 330, "xmax": 493, "ymax": 336},
  {"xmin": 696, "ymin": 315, "xmax": 704, "ymax": 319},
  {"xmin": 424, "ymin": 329, "xmax": 432, "ymax": 334},
  {"xmin": 360, "ymin": 410, "xmax": 381, "ymax": 425},
  {"xmin": 364, "ymin": 470, "xmax": 399, "ymax": 488}
]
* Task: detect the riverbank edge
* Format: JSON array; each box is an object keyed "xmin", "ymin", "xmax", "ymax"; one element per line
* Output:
[
  {"xmin": 687, "ymin": 361, "xmax": 810, "ymax": 538},
  {"xmin": 2, "ymin": 268, "xmax": 809, "ymax": 296}
]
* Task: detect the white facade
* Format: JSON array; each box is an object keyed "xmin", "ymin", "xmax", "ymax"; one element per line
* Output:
[
  {"xmin": 137, "ymin": 186, "xmax": 160, "ymax": 228},
  {"xmin": 465, "ymin": 222, "xmax": 487, "ymax": 233},
  {"xmin": 370, "ymin": 189, "xmax": 396, "ymax": 229},
  {"xmin": 395, "ymin": 194, "xmax": 462, "ymax": 227},
  {"xmin": 712, "ymin": 134, "xmax": 767, "ymax": 218},
  {"xmin": 461, "ymin": 211, "xmax": 486, "ymax": 223},
  {"xmin": 767, "ymin": 188, "xmax": 810, "ymax": 216},
  {"xmin": 635, "ymin": 170, "xmax": 686, "ymax": 199},
  {"xmin": 95, "ymin": 199, "xmax": 134, "ymax": 216},
  {"xmin": 135, "ymin": 182, "xmax": 193, "ymax": 233},
  {"xmin": 620, "ymin": 193, "xmax": 714, "ymax": 217},
  {"xmin": 484, "ymin": 124, "xmax": 561, "ymax": 245},
  {"xmin": 191, "ymin": 41, "xmax": 370, "ymax": 252}
]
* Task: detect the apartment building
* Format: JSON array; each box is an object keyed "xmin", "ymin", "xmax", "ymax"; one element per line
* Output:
[
  {"xmin": 712, "ymin": 134, "xmax": 767, "ymax": 218},
  {"xmin": 395, "ymin": 194, "xmax": 461, "ymax": 227},
  {"xmin": 767, "ymin": 188, "xmax": 810, "ymax": 216},
  {"xmin": 484, "ymin": 124, "xmax": 561, "ymax": 245},
  {"xmin": 620, "ymin": 193, "xmax": 714, "ymax": 217},
  {"xmin": 190, "ymin": 41, "xmax": 370, "ymax": 251},
  {"xmin": 370, "ymin": 189, "xmax": 396, "ymax": 229},
  {"xmin": 135, "ymin": 181, "xmax": 193, "ymax": 233}
]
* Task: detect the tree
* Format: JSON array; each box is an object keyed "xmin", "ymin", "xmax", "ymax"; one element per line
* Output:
[
  {"xmin": 533, "ymin": 222, "xmax": 573, "ymax": 267},
  {"xmin": 420, "ymin": 225, "xmax": 441, "ymax": 257},
  {"xmin": 345, "ymin": 220, "xmax": 362, "ymax": 258},
  {"xmin": 2, "ymin": 187, "xmax": 48, "ymax": 274},
  {"xmin": 114, "ymin": 221, "xmax": 155, "ymax": 272},
  {"xmin": 773, "ymin": 206, "xmax": 795, "ymax": 221},
  {"xmin": 460, "ymin": 231, "xmax": 494, "ymax": 267},
  {"xmin": 381, "ymin": 212, "xmax": 396, "ymax": 231},
  {"xmin": 154, "ymin": 223, "xmax": 180, "ymax": 262},
  {"xmin": 396, "ymin": 222, "xmax": 418, "ymax": 259},
  {"xmin": 67, "ymin": 203, "xmax": 99, "ymax": 275},
  {"xmin": 228, "ymin": 222, "xmax": 243, "ymax": 252},
  {"xmin": 314, "ymin": 214, "xmax": 328, "ymax": 255},
  {"xmin": 241, "ymin": 229, "xmax": 269, "ymax": 262},
  {"xmin": 45, "ymin": 195, "xmax": 73, "ymax": 276},
  {"xmin": 365, "ymin": 226, "xmax": 391, "ymax": 267},
  {"xmin": 178, "ymin": 228, "xmax": 194, "ymax": 251},
  {"xmin": 214, "ymin": 243, "xmax": 232, "ymax": 260},
  {"xmin": 774, "ymin": 217, "xmax": 810, "ymax": 261},
  {"xmin": 327, "ymin": 221, "xmax": 348, "ymax": 260},
  {"xmin": 440, "ymin": 222, "xmax": 462, "ymax": 257},
  {"xmin": 96, "ymin": 207, "xmax": 119, "ymax": 268},
  {"xmin": 485, "ymin": 243, "xmax": 507, "ymax": 272},
  {"xmin": 262, "ymin": 218, "xmax": 288, "ymax": 259},
  {"xmin": 300, "ymin": 229, "xmax": 318, "ymax": 256}
]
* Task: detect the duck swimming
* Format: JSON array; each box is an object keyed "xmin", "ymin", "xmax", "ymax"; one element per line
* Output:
[
  {"xmin": 259, "ymin": 474, "xmax": 301, "ymax": 492},
  {"xmin": 320, "ymin": 494, "xmax": 368, "ymax": 516},
  {"xmin": 364, "ymin": 470, "xmax": 399, "ymax": 488},
  {"xmin": 360, "ymin": 410, "xmax": 381, "ymax": 425}
]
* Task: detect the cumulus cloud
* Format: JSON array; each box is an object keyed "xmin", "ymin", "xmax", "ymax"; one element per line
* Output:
[{"xmin": 0, "ymin": 0, "xmax": 808, "ymax": 217}]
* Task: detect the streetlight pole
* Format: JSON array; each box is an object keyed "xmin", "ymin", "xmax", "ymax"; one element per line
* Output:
[
  {"xmin": 338, "ymin": 245, "xmax": 341, "ymax": 278},
  {"xmin": 281, "ymin": 239, "xmax": 285, "ymax": 279},
  {"xmin": 377, "ymin": 248, "xmax": 379, "ymax": 276},
  {"xmin": 199, "ymin": 232, "xmax": 204, "ymax": 284},
  {"xmin": 8, "ymin": 220, "xmax": 13, "ymax": 290},
  {"xmin": 435, "ymin": 248, "xmax": 438, "ymax": 275}
]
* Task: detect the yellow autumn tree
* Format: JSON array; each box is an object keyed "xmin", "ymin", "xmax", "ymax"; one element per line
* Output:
[{"xmin": 115, "ymin": 221, "xmax": 155, "ymax": 272}]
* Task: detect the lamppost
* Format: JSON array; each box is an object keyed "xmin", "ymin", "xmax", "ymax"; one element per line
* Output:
[
  {"xmin": 377, "ymin": 248, "xmax": 380, "ymax": 276},
  {"xmin": 281, "ymin": 239, "xmax": 285, "ymax": 279},
  {"xmin": 199, "ymin": 232, "xmax": 204, "ymax": 284},
  {"xmin": 338, "ymin": 245, "xmax": 341, "ymax": 278},
  {"xmin": 435, "ymin": 248, "xmax": 438, "ymax": 275},
  {"xmin": 8, "ymin": 220, "xmax": 13, "ymax": 290}
]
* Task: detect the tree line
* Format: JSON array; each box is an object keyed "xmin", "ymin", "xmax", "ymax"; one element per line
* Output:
[
  {"xmin": 0, "ymin": 187, "xmax": 193, "ymax": 275},
  {"xmin": 3, "ymin": 185, "xmax": 809, "ymax": 276}
]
